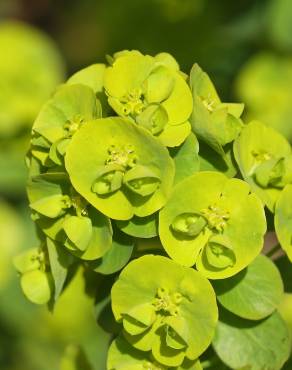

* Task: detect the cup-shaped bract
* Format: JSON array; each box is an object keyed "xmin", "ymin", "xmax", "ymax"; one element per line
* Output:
[
  {"xmin": 189, "ymin": 64, "xmax": 244, "ymax": 158},
  {"xmin": 30, "ymin": 83, "xmax": 101, "ymax": 168},
  {"xmin": 65, "ymin": 117, "xmax": 175, "ymax": 220},
  {"xmin": 14, "ymin": 246, "xmax": 53, "ymax": 305},
  {"xmin": 107, "ymin": 336, "xmax": 202, "ymax": 370},
  {"xmin": 104, "ymin": 50, "xmax": 193, "ymax": 147},
  {"xmin": 275, "ymin": 184, "xmax": 292, "ymax": 262},
  {"xmin": 27, "ymin": 172, "xmax": 112, "ymax": 260},
  {"xmin": 234, "ymin": 120, "xmax": 292, "ymax": 212},
  {"xmin": 159, "ymin": 172, "xmax": 266, "ymax": 279},
  {"xmin": 111, "ymin": 255, "xmax": 218, "ymax": 367}
]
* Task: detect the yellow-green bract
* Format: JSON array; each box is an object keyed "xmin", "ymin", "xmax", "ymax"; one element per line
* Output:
[
  {"xmin": 107, "ymin": 336, "xmax": 202, "ymax": 370},
  {"xmin": 31, "ymin": 84, "xmax": 101, "ymax": 168},
  {"xmin": 65, "ymin": 117, "xmax": 175, "ymax": 220},
  {"xmin": 159, "ymin": 172, "xmax": 266, "ymax": 279},
  {"xmin": 104, "ymin": 50, "xmax": 193, "ymax": 147},
  {"xmin": 14, "ymin": 247, "xmax": 53, "ymax": 305},
  {"xmin": 234, "ymin": 120, "xmax": 292, "ymax": 212},
  {"xmin": 111, "ymin": 255, "xmax": 218, "ymax": 367},
  {"xmin": 189, "ymin": 63, "xmax": 244, "ymax": 158},
  {"xmin": 27, "ymin": 172, "xmax": 112, "ymax": 260}
]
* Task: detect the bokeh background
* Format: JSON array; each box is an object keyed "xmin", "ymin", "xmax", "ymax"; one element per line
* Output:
[{"xmin": 1, "ymin": 0, "xmax": 292, "ymax": 369}]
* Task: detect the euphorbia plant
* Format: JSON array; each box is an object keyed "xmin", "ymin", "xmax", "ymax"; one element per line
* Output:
[{"xmin": 15, "ymin": 50, "xmax": 292, "ymax": 369}]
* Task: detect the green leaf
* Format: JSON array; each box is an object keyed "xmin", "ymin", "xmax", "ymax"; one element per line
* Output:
[
  {"xmin": 20, "ymin": 269, "xmax": 53, "ymax": 305},
  {"xmin": 47, "ymin": 237, "xmax": 73, "ymax": 301},
  {"xmin": 159, "ymin": 172, "xmax": 266, "ymax": 278},
  {"xmin": 87, "ymin": 227, "xmax": 134, "ymax": 275},
  {"xmin": 169, "ymin": 132, "xmax": 200, "ymax": 184},
  {"xmin": 65, "ymin": 117, "xmax": 175, "ymax": 220},
  {"xmin": 111, "ymin": 255, "xmax": 218, "ymax": 365},
  {"xmin": 213, "ymin": 309, "xmax": 291, "ymax": 370},
  {"xmin": 116, "ymin": 213, "xmax": 158, "ymax": 238},
  {"xmin": 199, "ymin": 142, "xmax": 237, "ymax": 178},
  {"xmin": 275, "ymin": 184, "xmax": 292, "ymax": 261},
  {"xmin": 213, "ymin": 254, "xmax": 284, "ymax": 320}
]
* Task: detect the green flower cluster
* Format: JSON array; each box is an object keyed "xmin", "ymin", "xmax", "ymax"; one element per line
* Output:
[{"xmin": 16, "ymin": 50, "xmax": 292, "ymax": 369}]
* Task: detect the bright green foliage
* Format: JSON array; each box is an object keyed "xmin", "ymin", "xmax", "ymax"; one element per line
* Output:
[
  {"xmin": 18, "ymin": 49, "xmax": 292, "ymax": 370},
  {"xmin": 213, "ymin": 255, "xmax": 284, "ymax": 320},
  {"xmin": 31, "ymin": 84, "xmax": 101, "ymax": 167},
  {"xmin": 27, "ymin": 172, "xmax": 112, "ymax": 260},
  {"xmin": 190, "ymin": 64, "xmax": 244, "ymax": 159},
  {"xmin": 159, "ymin": 172, "xmax": 266, "ymax": 278},
  {"xmin": 65, "ymin": 117, "xmax": 175, "ymax": 220},
  {"xmin": 14, "ymin": 246, "xmax": 53, "ymax": 304},
  {"xmin": 116, "ymin": 214, "xmax": 158, "ymax": 238},
  {"xmin": 275, "ymin": 184, "xmax": 292, "ymax": 262},
  {"xmin": 107, "ymin": 336, "xmax": 202, "ymax": 369},
  {"xmin": 111, "ymin": 255, "xmax": 218, "ymax": 367},
  {"xmin": 104, "ymin": 50, "xmax": 193, "ymax": 147},
  {"xmin": 234, "ymin": 120, "xmax": 292, "ymax": 211},
  {"xmin": 213, "ymin": 310, "xmax": 291, "ymax": 370}
]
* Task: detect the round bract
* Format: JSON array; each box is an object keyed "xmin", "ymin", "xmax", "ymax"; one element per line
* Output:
[
  {"xmin": 31, "ymin": 83, "xmax": 101, "ymax": 167},
  {"xmin": 213, "ymin": 254, "xmax": 284, "ymax": 320},
  {"xmin": 27, "ymin": 172, "xmax": 112, "ymax": 260},
  {"xmin": 111, "ymin": 255, "xmax": 218, "ymax": 367},
  {"xmin": 190, "ymin": 63, "xmax": 244, "ymax": 156},
  {"xmin": 234, "ymin": 120, "xmax": 292, "ymax": 212},
  {"xmin": 104, "ymin": 51, "xmax": 193, "ymax": 147},
  {"xmin": 65, "ymin": 117, "xmax": 175, "ymax": 220},
  {"xmin": 159, "ymin": 171, "xmax": 266, "ymax": 279},
  {"xmin": 213, "ymin": 310, "xmax": 291, "ymax": 370},
  {"xmin": 107, "ymin": 336, "xmax": 202, "ymax": 370}
]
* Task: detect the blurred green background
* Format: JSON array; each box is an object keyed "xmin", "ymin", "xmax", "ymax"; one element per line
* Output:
[{"xmin": 1, "ymin": 0, "xmax": 292, "ymax": 369}]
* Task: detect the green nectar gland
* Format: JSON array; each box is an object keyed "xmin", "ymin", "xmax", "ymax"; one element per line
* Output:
[
  {"xmin": 63, "ymin": 114, "xmax": 85, "ymax": 138},
  {"xmin": 201, "ymin": 204, "xmax": 230, "ymax": 233},
  {"xmin": 152, "ymin": 287, "xmax": 182, "ymax": 317},
  {"xmin": 119, "ymin": 88, "xmax": 146, "ymax": 117}
]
